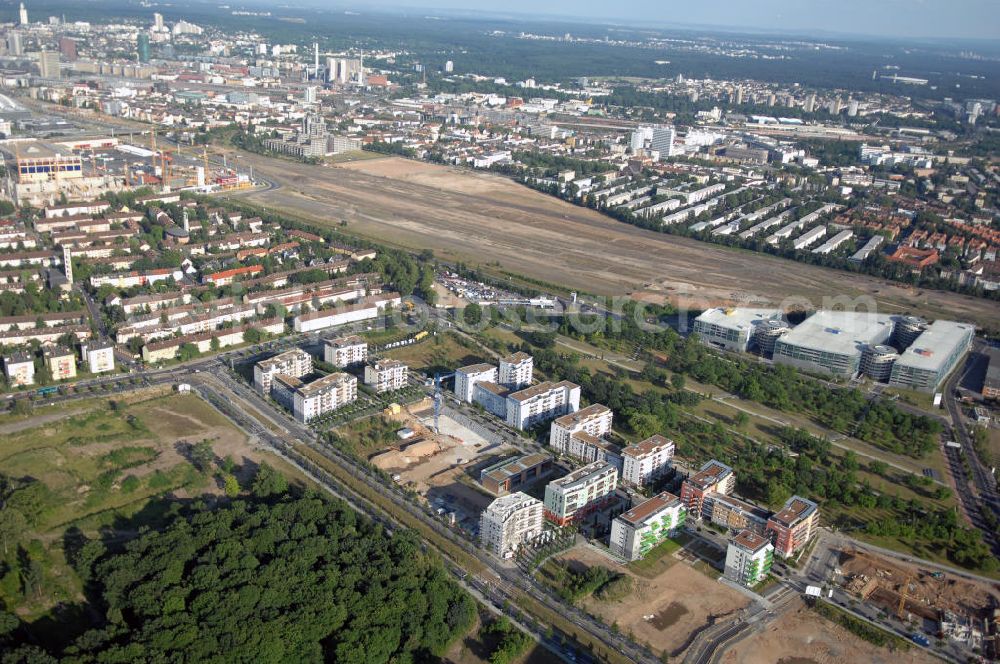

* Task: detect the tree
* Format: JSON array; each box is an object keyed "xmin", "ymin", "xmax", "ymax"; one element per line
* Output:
[
  {"xmin": 251, "ymin": 463, "xmax": 288, "ymax": 498},
  {"xmin": 189, "ymin": 440, "xmax": 214, "ymax": 472},
  {"xmin": 670, "ymin": 373, "xmax": 686, "ymax": 391},
  {"xmin": 0, "ymin": 508, "xmax": 26, "ymax": 555},
  {"xmin": 463, "ymin": 302, "xmax": 483, "ymax": 326},
  {"xmin": 223, "ymin": 473, "xmax": 240, "ymax": 498}
]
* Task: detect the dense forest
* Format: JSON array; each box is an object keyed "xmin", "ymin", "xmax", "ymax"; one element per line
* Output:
[{"xmin": 1, "ymin": 484, "xmax": 476, "ymax": 663}]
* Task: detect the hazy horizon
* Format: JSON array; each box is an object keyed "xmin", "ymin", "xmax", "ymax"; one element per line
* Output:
[{"xmin": 288, "ymin": 0, "xmax": 1000, "ymax": 41}]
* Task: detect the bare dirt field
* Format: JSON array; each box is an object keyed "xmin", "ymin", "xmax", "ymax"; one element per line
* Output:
[
  {"xmin": 557, "ymin": 545, "xmax": 749, "ymax": 656},
  {"xmin": 721, "ymin": 598, "xmax": 940, "ymax": 664},
  {"xmin": 229, "ymin": 151, "xmax": 1000, "ymax": 329}
]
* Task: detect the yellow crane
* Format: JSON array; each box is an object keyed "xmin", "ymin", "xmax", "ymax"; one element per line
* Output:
[{"xmin": 897, "ymin": 572, "xmax": 912, "ymax": 620}]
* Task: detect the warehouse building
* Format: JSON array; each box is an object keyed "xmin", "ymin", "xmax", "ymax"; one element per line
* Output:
[
  {"xmin": 773, "ymin": 310, "xmax": 894, "ymax": 378},
  {"xmin": 888, "ymin": 320, "xmax": 974, "ymax": 393}
]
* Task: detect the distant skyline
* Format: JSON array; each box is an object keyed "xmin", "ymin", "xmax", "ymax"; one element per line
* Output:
[{"xmin": 322, "ymin": 0, "xmax": 1000, "ymax": 41}]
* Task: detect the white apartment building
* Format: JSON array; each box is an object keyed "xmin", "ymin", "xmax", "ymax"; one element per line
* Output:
[
  {"xmin": 323, "ymin": 335, "xmax": 368, "ymax": 368},
  {"xmin": 610, "ymin": 492, "xmax": 686, "ymax": 561},
  {"xmin": 543, "ymin": 461, "xmax": 618, "ymax": 526},
  {"xmin": 84, "ymin": 342, "xmax": 115, "ymax": 374},
  {"xmin": 364, "ymin": 359, "xmax": 408, "ymax": 393},
  {"xmin": 548, "ymin": 403, "xmax": 613, "ymax": 454},
  {"xmin": 499, "ymin": 351, "xmax": 533, "ymax": 389},
  {"xmin": 479, "ymin": 492, "xmax": 544, "ymax": 557},
  {"xmin": 455, "ymin": 362, "xmax": 499, "ymax": 402},
  {"xmin": 724, "ymin": 530, "xmax": 774, "ymax": 588},
  {"xmin": 254, "ymin": 348, "xmax": 313, "ymax": 395},
  {"xmin": 621, "ymin": 435, "xmax": 675, "ymax": 486},
  {"xmin": 506, "ymin": 380, "xmax": 580, "ymax": 430},
  {"xmin": 3, "ymin": 353, "xmax": 35, "ymax": 386},
  {"xmin": 292, "ymin": 372, "xmax": 357, "ymax": 423}
]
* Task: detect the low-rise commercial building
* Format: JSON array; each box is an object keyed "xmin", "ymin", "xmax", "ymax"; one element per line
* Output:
[
  {"xmin": 680, "ymin": 459, "xmax": 735, "ymax": 519},
  {"xmin": 621, "ymin": 435, "xmax": 675, "ymax": 486},
  {"xmin": 888, "ymin": 320, "xmax": 974, "ymax": 393},
  {"xmin": 364, "ymin": 359, "xmax": 408, "ymax": 393},
  {"xmin": 693, "ymin": 307, "xmax": 785, "ymax": 353},
  {"xmin": 543, "ymin": 461, "xmax": 618, "ymax": 526},
  {"xmin": 254, "ymin": 348, "xmax": 313, "ymax": 395},
  {"xmin": 323, "ymin": 335, "xmax": 367, "ymax": 368},
  {"xmin": 724, "ymin": 530, "xmax": 773, "ymax": 588},
  {"xmin": 766, "ymin": 495, "xmax": 819, "ymax": 559},
  {"xmin": 773, "ymin": 310, "xmax": 894, "ymax": 378},
  {"xmin": 455, "ymin": 362, "xmax": 498, "ymax": 402},
  {"xmin": 480, "ymin": 453, "xmax": 554, "ymax": 496},
  {"xmin": 480, "ymin": 492, "xmax": 544, "ymax": 557},
  {"xmin": 610, "ymin": 491, "xmax": 686, "ymax": 561}
]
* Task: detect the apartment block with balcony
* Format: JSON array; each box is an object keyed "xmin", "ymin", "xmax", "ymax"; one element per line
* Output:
[
  {"xmin": 680, "ymin": 459, "xmax": 735, "ymax": 519},
  {"xmin": 480, "ymin": 492, "xmax": 545, "ymax": 557},
  {"xmin": 543, "ymin": 461, "xmax": 618, "ymax": 526},
  {"xmin": 455, "ymin": 362, "xmax": 499, "ymax": 402},
  {"xmin": 724, "ymin": 529, "xmax": 773, "ymax": 588},
  {"xmin": 621, "ymin": 435, "xmax": 675, "ymax": 486},
  {"xmin": 499, "ymin": 351, "xmax": 533, "ymax": 389},
  {"xmin": 610, "ymin": 491, "xmax": 686, "ymax": 561},
  {"xmin": 766, "ymin": 495, "xmax": 819, "ymax": 559},
  {"xmin": 548, "ymin": 403, "xmax": 613, "ymax": 455},
  {"xmin": 254, "ymin": 348, "xmax": 313, "ymax": 395},
  {"xmin": 323, "ymin": 335, "xmax": 368, "ymax": 368},
  {"xmin": 364, "ymin": 359, "xmax": 408, "ymax": 393},
  {"xmin": 506, "ymin": 380, "xmax": 580, "ymax": 430}
]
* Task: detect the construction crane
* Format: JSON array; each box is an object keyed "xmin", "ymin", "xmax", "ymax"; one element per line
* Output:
[
  {"xmin": 897, "ymin": 572, "xmax": 912, "ymax": 620},
  {"xmin": 432, "ymin": 371, "xmax": 455, "ymax": 434}
]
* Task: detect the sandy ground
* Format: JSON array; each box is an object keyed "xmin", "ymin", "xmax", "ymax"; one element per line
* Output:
[
  {"xmin": 721, "ymin": 598, "xmax": 940, "ymax": 664},
  {"xmin": 838, "ymin": 547, "xmax": 1000, "ymax": 620},
  {"xmin": 230, "ymin": 152, "xmax": 1000, "ymax": 330},
  {"xmin": 558, "ymin": 545, "xmax": 749, "ymax": 656}
]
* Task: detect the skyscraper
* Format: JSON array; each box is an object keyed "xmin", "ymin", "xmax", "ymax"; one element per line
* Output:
[
  {"xmin": 7, "ymin": 31, "xmax": 22, "ymax": 56},
  {"xmin": 58, "ymin": 36, "xmax": 77, "ymax": 61},
  {"xmin": 444, "ymin": 60, "xmax": 454, "ymax": 73},
  {"xmin": 18, "ymin": 3, "xmax": 28, "ymax": 26},
  {"xmin": 137, "ymin": 33, "xmax": 150, "ymax": 63},
  {"xmin": 650, "ymin": 125, "xmax": 677, "ymax": 160},
  {"xmin": 153, "ymin": 12, "xmax": 163, "ymax": 30},
  {"xmin": 38, "ymin": 50, "xmax": 60, "ymax": 78}
]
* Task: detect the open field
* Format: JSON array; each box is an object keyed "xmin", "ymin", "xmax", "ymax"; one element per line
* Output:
[
  {"xmin": 227, "ymin": 151, "xmax": 1000, "ymax": 330},
  {"xmin": 555, "ymin": 545, "xmax": 748, "ymax": 658},
  {"xmin": 721, "ymin": 598, "xmax": 939, "ymax": 664}
]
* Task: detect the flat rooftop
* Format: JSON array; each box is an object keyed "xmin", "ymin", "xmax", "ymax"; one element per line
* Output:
[
  {"xmin": 482, "ymin": 453, "xmax": 551, "ymax": 483},
  {"xmin": 770, "ymin": 495, "xmax": 818, "ymax": 527},
  {"xmin": 549, "ymin": 461, "xmax": 615, "ymax": 488},
  {"xmin": 733, "ymin": 529, "xmax": 771, "ymax": 553},
  {"xmin": 508, "ymin": 380, "xmax": 577, "ymax": 402},
  {"xmin": 259, "ymin": 347, "xmax": 310, "ymax": 369},
  {"xmin": 553, "ymin": 403, "xmax": 610, "ymax": 427},
  {"xmin": 619, "ymin": 491, "xmax": 681, "ymax": 526},
  {"xmin": 694, "ymin": 307, "xmax": 785, "ymax": 332},
  {"xmin": 622, "ymin": 434, "xmax": 674, "ymax": 458},
  {"xmin": 298, "ymin": 372, "xmax": 354, "ymax": 396},
  {"xmin": 777, "ymin": 310, "xmax": 894, "ymax": 357},
  {"xmin": 501, "ymin": 351, "xmax": 531, "ymax": 364},
  {"xmin": 893, "ymin": 320, "xmax": 974, "ymax": 374},
  {"xmin": 687, "ymin": 459, "xmax": 733, "ymax": 490},
  {"xmin": 326, "ymin": 334, "xmax": 365, "ymax": 348},
  {"xmin": 458, "ymin": 362, "xmax": 497, "ymax": 374}
]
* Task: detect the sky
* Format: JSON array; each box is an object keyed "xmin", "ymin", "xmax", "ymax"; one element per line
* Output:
[{"xmin": 329, "ymin": 0, "xmax": 1000, "ymax": 40}]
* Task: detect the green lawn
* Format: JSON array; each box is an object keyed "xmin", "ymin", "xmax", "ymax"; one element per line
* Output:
[{"xmin": 627, "ymin": 533, "xmax": 689, "ymax": 579}]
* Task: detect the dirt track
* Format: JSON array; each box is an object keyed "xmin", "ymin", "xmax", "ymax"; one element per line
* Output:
[{"xmin": 230, "ymin": 152, "xmax": 999, "ymax": 329}]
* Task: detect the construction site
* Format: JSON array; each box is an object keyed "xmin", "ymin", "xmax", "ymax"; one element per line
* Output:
[
  {"xmin": 838, "ymin": 547, "xmax": 1000, "ymax": 653},
  {"xmin": 1, "ymin": 131, "xmax": 252, "ymax": 207},
  {"xmin": 368, "ymin": 400, "xmax": 504, "ymax": 533}
]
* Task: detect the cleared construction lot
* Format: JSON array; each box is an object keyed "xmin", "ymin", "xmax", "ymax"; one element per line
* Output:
[{"xmin": 229, "ymin": 151, "xmax": 1000, "ymax": 329}]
